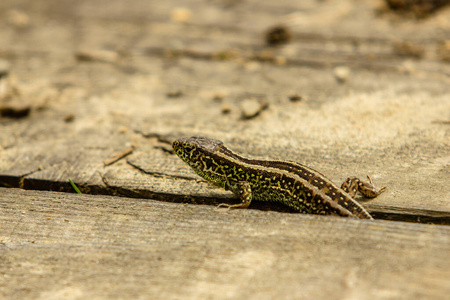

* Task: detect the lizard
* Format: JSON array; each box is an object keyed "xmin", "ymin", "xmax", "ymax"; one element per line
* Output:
[{"xmin": 173, "ymin": 136, "xmax": 386, "ymax": 219}]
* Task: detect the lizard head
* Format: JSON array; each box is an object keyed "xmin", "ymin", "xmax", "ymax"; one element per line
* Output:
[
  {"xmin": 173, "ymin": 136, "xmax": 227, "ymax": 186},
  {"xmin": 173, "ymin": 136, "xmax": 223, "ymax": 161}
]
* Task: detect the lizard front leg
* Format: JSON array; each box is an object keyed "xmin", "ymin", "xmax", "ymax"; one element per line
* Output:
[{"xmin": 218, "ymin": 181, "xmax": 252, "ymax": 209}]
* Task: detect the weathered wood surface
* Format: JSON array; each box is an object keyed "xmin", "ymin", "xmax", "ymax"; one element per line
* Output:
[
  {"xmin": 1, "ymin": 188, "xmax": 449, "ymax": 299},
  {"xmin": 0, "ymin": 0, "xmax": 450, "ymax": 298},
  {"xmin": 1, "ymin": 0, "xmax": 449, "ymax": 223}
]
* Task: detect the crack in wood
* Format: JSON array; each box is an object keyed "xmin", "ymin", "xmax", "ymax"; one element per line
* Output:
[
  {"xmin": 0, "ymin": 168, "xmax": 41, "ymax": 188},
  {"xmin": 126, "ymin": 159, "xmax": 200, "ymax": 182},
  {"xmin": 371, "ymin": 211, "xmax": 450, "ymax": 225},
  {"xmin": 1, "ymin": 168, "xmax": 449, "ymax": 225},
  {"xmin": 133, "ymin": 130, "xmax": 174, "ymax": 145},
  {"xmin": 141, "ymin": 46, "xmax": 427, "ymax": 73},
  {"xmin": 103, "ymin": 146, "xmax": 135, "ymax": 166}
]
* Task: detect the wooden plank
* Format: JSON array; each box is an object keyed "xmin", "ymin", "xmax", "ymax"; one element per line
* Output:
[
  {"xmin": 1, "ymin": 0, "xmax": 449, "ymax": 223},
  {"xmin": 1, "ymin": 137, "xmax": 448, "ymax": 223},
  {"xmin": 0, "ymin": 188, "xmax": 449, "ymax": 299}
]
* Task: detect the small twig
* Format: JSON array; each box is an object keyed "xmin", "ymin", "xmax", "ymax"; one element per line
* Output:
[{"xmin": 104, "ymin": 145, "xmax": 135, "ymax": 166}]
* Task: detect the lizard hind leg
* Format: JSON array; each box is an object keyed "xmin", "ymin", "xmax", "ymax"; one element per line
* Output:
[
  {"xmin": 341, "ymin": 176, "xmax": 386, "ymax": 198},
  {"xmin": 218, "ymin": 181, "xmax": 252, "ymax": 209}
]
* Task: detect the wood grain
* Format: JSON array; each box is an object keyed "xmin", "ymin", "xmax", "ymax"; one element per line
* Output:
[
  {"xmin": 0, "ymin": 1, "xmax": 450, "ymax": 297},
  {"xmin": 1, "ymin": 188, "xmax": 449, "ymax": 299}
]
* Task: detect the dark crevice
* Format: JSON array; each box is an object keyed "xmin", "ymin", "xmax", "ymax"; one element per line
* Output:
[
  {"xmin": 0, "ymin": 168, "xmax": 41, "ymax": 189},
  {"xmin": 368, "ymin": 205, "xmax": 450, "ymax": 225},
  {"xmin": 0, "ymin": 173, "xmax": 449, "ymax": 225},
  {"xmin": 22, "ymin": 178, "xmax": 112, "ymax": 196},
  {"xmin": 371, "ymin": 211, "xmax": 450, "ymax": 225}
]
